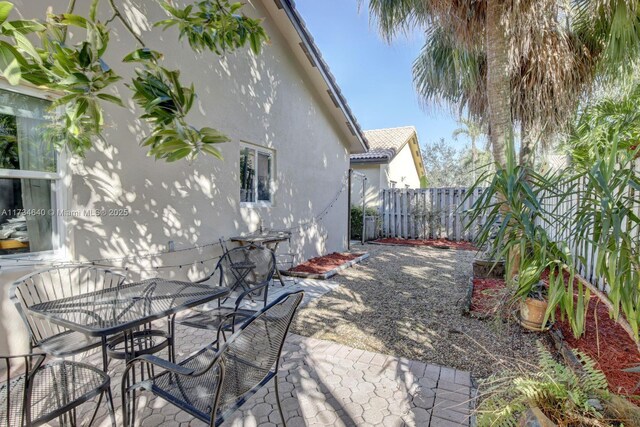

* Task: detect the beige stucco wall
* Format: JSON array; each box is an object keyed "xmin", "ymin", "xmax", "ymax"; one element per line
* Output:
[
  {"xmin": 351, "ymin": 143, "xmax": 421, "ymax": 209},
  {"xmin": 387, "ymin": 144, "xmax": 421, "ymax": 189},
  {"xmin": 350, "ymin": 164, "xmax": 384, "ymax": 210},
  {"xmin": 0, "ymin": 0, "xmax": 352, "ymax": 354}
]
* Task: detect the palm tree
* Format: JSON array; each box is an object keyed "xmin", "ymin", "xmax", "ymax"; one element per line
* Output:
[
  {"xmin": 413, "ymin": 19, "xmax": 588, "ymax": 168},
  {"xmin": 453, "ymin": 117, "xmax": 486, "ymax": 182},
  {"xmin": 367, "ymin": 0, "xmax": 640, "ymax": 168},
  {"xmin": 367, "ymin": 0, "xmax": 512, "ymax": 168}
]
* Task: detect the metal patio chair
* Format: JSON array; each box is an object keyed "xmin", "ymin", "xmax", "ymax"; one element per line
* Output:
[
  {"xmin": 1, "ymin": 352, "xmax": 115, "ymax": 427},
  {"xmin": 177, "ymin": 245, "xmax": 276, "ymax": 336},
  {"xmin": 274, "ymin": 252, "xmax": 299, "ymax": 286},
  {"xmin": 10, "ymin": 266, "xmax": 126, "ymax": 371},
  {"xmin": 122, "ymin": 291, "xmax": 304, "ymax": 427}
]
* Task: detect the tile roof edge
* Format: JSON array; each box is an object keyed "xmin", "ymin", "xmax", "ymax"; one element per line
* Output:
[
  {"xmin": 363, "ymin": 125, "xmax": 417, "ymax": 133},
  {"xmin": 280, "ymin": 0, "xmax": 369, "ymax": 151}
]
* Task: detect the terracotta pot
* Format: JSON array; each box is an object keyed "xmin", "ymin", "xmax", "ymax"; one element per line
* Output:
[{"xmin": 520, "ymin": 297, "xmax": 549, "ymax": 331}]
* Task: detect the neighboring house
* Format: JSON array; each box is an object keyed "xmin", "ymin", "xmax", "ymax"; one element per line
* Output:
[
  {"xmin": 0, "ymin": 0, "xmax": 367, "ymax": 353},
  {"xmin": 350, "ymin": 126, "xmax": 425, "ymax": 208}
]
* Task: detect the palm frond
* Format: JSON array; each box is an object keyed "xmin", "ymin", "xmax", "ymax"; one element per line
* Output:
[
  {"xmin": 412, "ymin": 25, "xmax": 486, "ymax": 121},
  {"xmin": 364, "ymin": 0, "xmax": 431, "ymax": 40},
  {"xmin": 367, "ymin": 0, "xmax": 640, "ymax": 162},
  {"xmin": 366, "ymin": 0, "xmax": 485, "ymax": 48},
  {"xmin": 573, "ymin": 0, "xmax": 640, "ymax": 79}
]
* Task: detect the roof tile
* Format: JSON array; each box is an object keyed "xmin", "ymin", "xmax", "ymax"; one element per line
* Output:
[{"xmin": 351, "ymin": 126, "xmax": 416, "ymax": 161}]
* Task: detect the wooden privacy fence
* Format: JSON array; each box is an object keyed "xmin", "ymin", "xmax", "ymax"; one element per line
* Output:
[
  {"xmin": 539, "ymin": 172, "xmax": 640, "ymax": 293},
  {"xmin": 363, "ymin": 216, "xmax": 377, "ymax": 241},
  {"xmin": 379, "ymin": 187, "xmax": 487, "ymax": 241}
]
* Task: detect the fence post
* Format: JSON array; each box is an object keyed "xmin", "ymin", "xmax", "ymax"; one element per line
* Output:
[
  {"xmin": 383, "ymin": 190, "xmax": 389, "ymax": 237},
  {"xmin": 452, "ymin": 188, "xmax": 458, "ymax": 241},
  {"xmin": 429, "ymin": 188, "xmax": 435, "ymax": 239},
  {"xmin": 376, "ymin": 186, "xmax": 487, "ymax": 242},
  {"xmin": 395, "ymin": 190, "xmax": 401, "ymax": 237}
]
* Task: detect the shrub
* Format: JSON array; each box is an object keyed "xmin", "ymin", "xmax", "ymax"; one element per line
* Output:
[{"xmin": 350, "ymin": 206, "xmax": 378, "ymax": 240}]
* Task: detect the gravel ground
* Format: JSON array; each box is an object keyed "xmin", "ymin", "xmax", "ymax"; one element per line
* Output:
[{"xmin": 291, "ymin": 243, "xmax": 540, "ymax": 380}]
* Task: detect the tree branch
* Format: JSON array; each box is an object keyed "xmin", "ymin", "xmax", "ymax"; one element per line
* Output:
[
  {"xmin": 105, "ymin": 13, "xmax": 117, "ymax": 25},
  {"xmin": 67, "ymin": 0, "xmax": 77, "ymax": 14},
  {"xmin": 61, "ymin": 0, "xmax": 77, "ymax": 42},
  {"xmin": 108, "ymin": 0, "xmax": 146, "ymax": 47}
]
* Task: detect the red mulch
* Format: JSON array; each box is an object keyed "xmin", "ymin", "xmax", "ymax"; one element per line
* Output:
[
  {"xmin": 373, "ymin": 238, "xmax": 477, "ymax": 251},
  {"xmin": 470, "ymin": 278, "xmax": 506, "ymax": 316},
  {"xmin": 289, "ymin": 252, "xmax": 364, "ymax": 274},
  {"xmin": 470, "ymin": 273, "xmax": 640, "ymax": 395},
  {"xmin": 556, "ymin": 293, "xmax": 640, "ymax": 396}
]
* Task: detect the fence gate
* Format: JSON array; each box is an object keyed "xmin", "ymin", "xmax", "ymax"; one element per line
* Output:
[{"xmin": 379, "ymin": 187, "xmax": 486, "ymax": 241}]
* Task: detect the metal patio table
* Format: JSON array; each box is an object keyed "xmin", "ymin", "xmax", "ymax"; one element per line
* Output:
[
  {"xmin": 26, "ymin": 279, "xmax": 230, "ymax": 369},
  {"xmin": 230, "ymin": 230, "xmax": 291, "ymax": 248},
  {"xmin": 230, "ymin": 230, "xmax": 291, "ymax": 286}
]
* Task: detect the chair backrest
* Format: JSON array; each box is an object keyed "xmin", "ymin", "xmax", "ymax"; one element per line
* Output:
[
  {"xmin": 9, "ymin": 266, "xmax": 126, "ymax": 347},
  {"xmin": 215, "ymin": 291, "xmax": 303, "ymax": 419},
  {"xmin": 218, "ymin": 246, "xmax": 276, "ymax": 298},
  {"xmin": 0, "ymin": 352, "xmax": 46, "ymax": 426}
]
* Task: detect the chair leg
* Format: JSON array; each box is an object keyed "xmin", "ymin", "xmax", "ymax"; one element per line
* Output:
[
  {"xmin": 86, "ymin": 391, "xmax": 104, "ymax": 426},
  {"xmin": 169, "ymin": 314, "xmax": 177, "ymax": 363},
  {"xmin": 274, "ymin": 374, "xmax": 287, "ymax": 427},
  {"xmin": 275, "ymin": 269, "xmax": 286, "ymax": 287},
  {"xmin": 101, "ymin": 338, "xmax": 110, "ymax": 372},
  {"xmin": 129, "ymin": 335, "xmax": 139, "ymax": 427},
  {"xmin": 106, "ymin": 388, "xmax": 117, "ymax": 427},
  {"xmin": 122, "ymin": 382, "xmax": 132, "ymax": 427},
  {"xmin": 122, "ymin": 355, "xmax": 137, "ymax": 427}
]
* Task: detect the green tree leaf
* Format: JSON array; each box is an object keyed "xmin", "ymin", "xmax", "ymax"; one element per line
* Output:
[
  {"xmin": 78, "ymin": 42, "xmax": 93, "ymax": 68},
  {"xmin": 59, "ymin": 14, "xmax": 89, "ymax": 29},
  {"xmin": 50, "ymin": 93, "xmax": 79, "ymax": 109},
  {"xmin": 2, "ymin": 19, "xmax": 46, "ymax": 34},
  {"xmin": 96, "ymin": 93, "xmax": 125, "ymax": 107},
  {"xmin": 123, "ymin": 48, "xmax": 163, "ymax": 63},
  {"xmin": 200, "ymin": 127, "xmax": 229, "ymax": 144},
  {"xmin": 89, "ymin": 0, "xmax": 100, "ymax": 22},
  {"xmin": 0, "ymin": 1, "xmax": 13, "ymax": 26},
  {"xmin": 0, "ymin": 40, "xmax": 24, "ymax": 85},
  {"xmin": 201, "ymin": 143, "xmax": 223, "ymax": 159},
  {"xmin": 11, "ymin": 30, "xmax": 42, "ymax": 64}
]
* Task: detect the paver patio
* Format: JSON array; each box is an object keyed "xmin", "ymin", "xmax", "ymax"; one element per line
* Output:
[{"xmin": 67, "ymin": 278, "xmax": 472, "ymax": 427}]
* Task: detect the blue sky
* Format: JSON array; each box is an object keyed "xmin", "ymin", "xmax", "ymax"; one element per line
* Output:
[{"xmin": 295, "ymin": 0, "xmax": 467, "ymax": 150}]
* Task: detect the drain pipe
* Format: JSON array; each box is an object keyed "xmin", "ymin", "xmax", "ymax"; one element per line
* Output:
[{"xmin": 361, "ymin": 176, "xmax": 367, "ymax": 245}]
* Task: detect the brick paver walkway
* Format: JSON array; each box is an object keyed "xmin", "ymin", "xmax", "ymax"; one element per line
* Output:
[{"xmin": 69, "ymin": 279, "xmax": 473, "ymax": 426}]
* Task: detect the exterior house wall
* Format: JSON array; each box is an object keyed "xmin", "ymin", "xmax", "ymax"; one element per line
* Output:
[
  {"xmin": 0, "ymin": 0, "xmax": 353, "ymax": 354},
  {"xmin": 351, "ymin": 144, "xmax": 421, "ymax": 210},
  {"xmin": 386, "ymin": 144, "xmax": 421, "ymax": 189},
  {"xmin": 350, "ymin": 164, "xmax": 385, "ymax": 211}
]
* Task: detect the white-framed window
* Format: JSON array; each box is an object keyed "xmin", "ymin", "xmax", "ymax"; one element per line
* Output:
[
  {"xmin": 0, "ymin": 85, "xmax": 65, "ymax": 259},
  {"xmin": 240, "ymin": 143, "xmax": 273, "ymax": 205}
]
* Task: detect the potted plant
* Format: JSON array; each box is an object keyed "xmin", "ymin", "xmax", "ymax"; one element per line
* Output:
[
  {"xmin": 519, "ymin": 284, "xmax": 548, "ymax": 331},
  {"xmin": 513, "ymin": 257, "xmax": 549, "ymax": 331},
  {"xmin": 464, "ymin": 137, "xmax": 575, "ymax": 333},
  {"xmin": 473, "ymin": 225, "xmax": 506, "ymax": 279}
]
